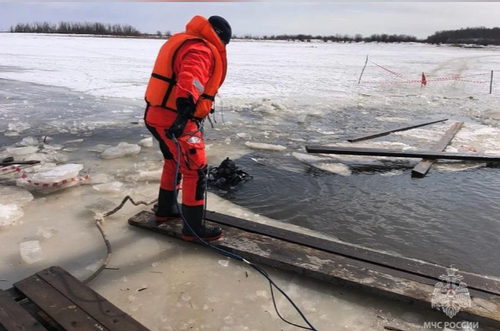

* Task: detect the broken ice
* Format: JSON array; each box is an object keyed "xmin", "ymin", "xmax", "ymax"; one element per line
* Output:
[
  {"xmin": 125, "ymin": 169, "xmax": 161, "ymax": 182},
  {"xmin": 0, "ymin": 204, "xmax": 24, "ymax": 227},
  {"xmin": 88, "ymin": 144, "xmax": 112, "ymax": 153},
  {"xmin": 0, "ymin": 185, "xmax": 34, "ymax": 206},
  {"xmin": 93, "ymin": 181, "xmax": 124, "ymax": 193},
  {"xmin": 138, "ymin": 137, "xmax": 153, "ymax": 148},
  {"xmin": 244, "ymin": 141, "xmax": 287, "ymax": 151},
  {"xmin": 3, "ymin": 146, "xmax": 39, "ymax": 157},
  {"xmin": 16, "ymin": 136, "xmax": 39, "ymax": 147},
  {"xmin": 38, "ymin": 226, "xmax": 58, "ymax": 239},
  {"xmin": 28, "ymin": 164, "xmax": 83, "ymax": 184},
  {"xmin": 100, "ymin": 142, "xmax": 141, "ymax": 159},
  {"xmin": 8, "ymin": 122, "xmax": 30, "ymax": 133},
  {"xmin": 20, "ymin": 240, "xmax": 44, "ymax": 264}
]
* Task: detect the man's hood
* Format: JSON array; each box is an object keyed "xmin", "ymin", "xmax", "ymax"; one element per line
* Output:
[{"xmin": 185, "ymin": 15, "xmax": 226, "ymax": 52}]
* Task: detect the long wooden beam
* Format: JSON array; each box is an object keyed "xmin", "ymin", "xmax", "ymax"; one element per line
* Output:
[
  {"xmin": 305, "ymin": 145, "xmax": 500, "ymax": 162},
  {"xmin": 347, "ymin": 117, "xmax": 448, "ymax": 142},
  {"xmin": 201, "ymin": 210, "xmax": 500, "ymax": 295},
  {"xmin": 128, "ymin": 211, "xmax": 500, "ymax": 329},
  {"xmin": 0, "ymin": 160, "xmax": 40, "ymax": 167},
  {"xmin": 412, "ymin": 121, "xmax": 464, "ymax": 178},
  {"xmin": 129, "ymin": 210, "xmax": 500, "ymax": 296}
]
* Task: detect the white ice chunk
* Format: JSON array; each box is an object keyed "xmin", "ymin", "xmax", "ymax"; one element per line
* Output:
[
  {"xmin": 245, "ymin": 141, "xmax": 287, "ymax": 151},
  {"xmin": 93, "ymin": 181, "xmax": 123, "ymax": 193},
  {"xmin": 42, "ymin": 144, "xmax": 64, "ymax": 151},
  {"xmin": 271, "ymin": 102, "xmax": 286, "ymax": 110},
  {"xmin": 64, "ymin": 138, "xmax": 84, "ymax": 145},
  {"xmin": 138, "ymin": 137, "xmax": 153, "ymax": 148},
  {"xmin": 0, "ymin": 204, "xmax": 24, "ymax": 226},
  {"xmin": 125, "ymin": 169, "xmax": 161, "ymax": 182},
  {"xmin": 4, "ymin": 131, "xmax": 20, "ymax": 137},
  {"xmin": 5, "ymin": 146, "xmax": 38, "ymax": 156},
  {"xmin": 254, "ymin": 103, "xmax": 277, "ymax": 115},
  {"xmin": 22, "ymin": 163, "xmax": 57, "ymax": 174},
  {"xmin": 101, "ymin": 142, "xmax": 141, "ymax": 159},
  {"xmin": 20, "ymin": 240, "xmax": 44, "ymax": 264},
  {"xmin": 29, "ymin": 164, "xmax": 83, "ymax": 184},
  {"xmin": 88, "ymin": 173, "xmax": 114, "ymax": 184},
  {"xmin": 236, "ymin": 133, "xmax": 248, "ymax": 138},
  {"xmin": 88, "ymin": 144, "xmax": 112, "ymax": 153},
  {"xmin": 293, "ymin": 152, "xmax": 352, "ymax": 176},
  {"xmin": 380, "ymin": 170, "xmax": 404, "ymax": 177},
  {"xmin": 37, "ymin": 226, "xmax": 58, "ymax": 239},
  {"xmin": 8, "ymin": 122, "xmax": 30, "ymax": 133},
  {"xmin": 25, "ymin": 151, "xmax": 69, "ymax": 164},
  {"xmin": 0, "ymin": 186, "xmax": 34, "ymax": 206},
  {"xmin": 218, "ymin": 260, "xmax": 229, "ymax": 267},
  {"xmin": 16, "ymin": 136, "xmax": 39, "ymax": 147}
]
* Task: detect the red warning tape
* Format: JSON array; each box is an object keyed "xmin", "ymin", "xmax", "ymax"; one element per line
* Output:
[
  {"xmin": 20, "ymin": 173, "xmax": 91, "ymax": 188},
  {"xmin": 363, "ymin": 60, "xmax": 491, "ymax": 85},
  {"xmin": 0, "ymin": 165, "xmax": 22, "ymax": 174},
  {"xmin": 1, "ymin": 164, "xmax": 90, "ymax": 187},
  {"xmin": 369, "ymin": 60, "xmax": 405, "ymax": 79},
  {"xmin": 362, "ymin": 76, "xmax": 489, "ymax": 85}
]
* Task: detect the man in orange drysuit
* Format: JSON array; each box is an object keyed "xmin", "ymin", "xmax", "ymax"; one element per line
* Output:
[{"xmin": 144, "ymin": 15, "xmax": 231, "ymax": 242}]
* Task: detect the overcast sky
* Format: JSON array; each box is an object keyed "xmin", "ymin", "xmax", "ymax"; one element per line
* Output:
[{"xmin": 1, "ymin": 2, "xmax": 499, "ymax": 39}]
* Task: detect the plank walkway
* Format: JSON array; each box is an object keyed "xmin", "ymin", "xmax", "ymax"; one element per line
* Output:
[{"xmin": 129, "ymin": 210, "xmax": 500, "ymax": 329}]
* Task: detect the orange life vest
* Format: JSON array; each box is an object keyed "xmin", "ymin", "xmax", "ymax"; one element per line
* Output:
[{"xmin": 144, "ymin": 15, "xmax": 227, "ymax": 120}]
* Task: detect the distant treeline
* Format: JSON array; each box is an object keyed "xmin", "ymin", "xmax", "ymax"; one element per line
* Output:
[
  {"xmin": 8, "ymin": 21, "xmax": 500, "ymax": 46},
  {"xmin": 10, "ymin": 21, "xmax": 142, "ymax": 36},
  {"xmin": 426, "ymin": 27, "xmax": 500, "ymax": 46},
  {"xmin": 240, "ymin": 33, "xmax": 418, "ymax": 43}
]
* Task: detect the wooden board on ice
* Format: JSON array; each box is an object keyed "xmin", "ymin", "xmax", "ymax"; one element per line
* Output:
[
  {"xmin": 292, "ymin": 152, "xmax": 351, "ymax": 176},
  {"xmin": 128, "ymin": 210, "xmax": 500, "ymax": 329},
  {"xmin": 244, "ymin": 142, "xmax": 287, "ymax": 151}
]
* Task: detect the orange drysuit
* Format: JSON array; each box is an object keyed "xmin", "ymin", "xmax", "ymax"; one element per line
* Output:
[{"xmin": 144, "ymin": 15, "xmax": 227, "ymax": 207}]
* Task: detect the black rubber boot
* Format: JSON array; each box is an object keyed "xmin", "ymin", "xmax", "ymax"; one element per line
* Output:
[
  {"xmin": 153, "ymin": 188, "xmax": 180, "ymax": 222},
  {"xmin": 181, "ymin": 204, "xmax": 223, "ymax": 242}
]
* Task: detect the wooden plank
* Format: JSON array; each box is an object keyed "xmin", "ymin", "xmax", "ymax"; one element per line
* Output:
[
  {"xmin": 13, "ymin": 275, "xmax": 109, "ymax": 331},
  {"xmin": 4, "ymin": 288, "xmax": 26, "ymax": 303},
  {"xmin": 347, "ymin": 117, "xmax": 448, "ymax": 142},
  {"xmin": 305, "ymin": 145, "xmax": 500, "ymax": 162},
  {"xmin": 127, "ymin": 212, "xmax": 500, "ymax": 328},
  {"xmin": 203, "ymin": 210, "xmax": 500, "ymax": 296},
  {"xmin": 130, "ymin": 210, "xmax": 500, "ymax": 296},
  {"xmin": 0, "ymin": 290, "xmax": 47, "ymax": 331},
  {"xmin": 18, "ymin": 300, "xmax": 61, "ymax": 331},
  {"xmin": 0, "ymin": 160, "xmax": 40, "ymax": 167},
  {"xmin": 36, "ymin": 267, "xmax": 150, "ymax": 331},
  {"xmin": 412, "ymin": 121, "xmax": 464, "ymax": 177}
]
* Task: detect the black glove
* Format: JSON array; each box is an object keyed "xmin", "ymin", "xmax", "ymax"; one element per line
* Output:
[{"xmin": 167, "ymin": 95, "xmax": 195, "ymax": 139}]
